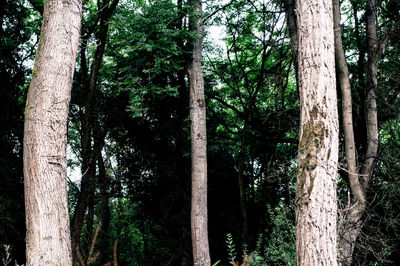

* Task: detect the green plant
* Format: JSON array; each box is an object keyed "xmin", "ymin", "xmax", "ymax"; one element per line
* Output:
[
  {"xmin": 226, "ymin": 233, "xmax": 237, "ymax": 264},
  {"xmin": 1, "ymin": 245, "xmax": 13, "ymax": 266},
  {"xmin": 224, "ymin": 203, "xmax": 295, "ymax": 266},
  {"xmin": 263, "ymin": 203, "xmax": 295, "ymax": 265},
  {"xmin": 76, "ymin": 222, "xmax": 119, "ymax": 266}
]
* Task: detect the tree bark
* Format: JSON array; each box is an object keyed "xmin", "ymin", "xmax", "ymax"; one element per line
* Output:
[
  {"xmin": 189, "ymin": 0, "xmax": 211, "ymax": 265},
  {"xmin": 333, "ymin": 0, "xmax": 365, "ymax": 264},
  {"xmin": 362, "ymin": 0, "xmax": 379, "ymax": 188},
  {"xmin": 295, "ymin": 1, "xmax": 339, "ymax": 265},
  {"xmin": 336, "ymin": 0, "xmax": 380, "ymax": 264},
  {"xmin": 23, "ymin": 0, "xmax": 82, "ymax": 265}
]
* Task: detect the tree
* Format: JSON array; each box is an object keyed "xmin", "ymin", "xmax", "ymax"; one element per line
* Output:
[
  {"xmin": 206, "ymin": 1, "xmax": 298, "ymax": 249},
  {"xmin": 23, "ymin": 0, "xmax": 82, "ymax": 264},
  {"xmin": 0, "ymin": 0, "xmax": 41, "ymax": 263},
  {"xmin": 189, "ymin": 0, "xmax": 211, "ymax": 264},
  {"xmin": 333, "ymin": 0, "xmax": 364, "ymax": 263},
  {"xmin": 295, "ymin": 0, "xmax": 338, "ymax": 265},
  {"xmin": 70, "ymin": 1, "xmax": 119, "ymax": 262},
  {"xmin": 335, "ymin": 0, "xmax": 400, "ymax": 263}
]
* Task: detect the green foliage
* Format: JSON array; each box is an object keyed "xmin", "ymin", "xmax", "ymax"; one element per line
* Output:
[
  {"xmin": 226, "ymin": 233, "xmax": 237, "ymax": 263},
  {"xmin": 351, "ymin": 116, "xmax": 400, "ymax": 264},
  {"xmin": 108, "ymin": 198, "xmax": 170, "ymax": 265},
  {"xmin": 108, "ymin": 0, "xmax": 189, "ymax": 118},
  {"xmin": 263, "ymin": 203, "xmax": 296, "ymax": 265},
  {"xmin": 1, "ymin": 0, "xmax": 400, "ymax": 265},
  {"xmin": 224, "ymin": 203, "xmax": 295, "ymax": 265}
]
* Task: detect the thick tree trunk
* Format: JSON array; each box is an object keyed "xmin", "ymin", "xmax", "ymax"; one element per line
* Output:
[
  {"xmin": 23, "ymin": 0, "xmax": 82, "ymax": 265},
  {"xmin": 295, "ymin": 1, "xmax": 339, "ymax": 265},
  {"xmin": 189, "ymin": 0, "xmax": 210, "ymax": 264}
]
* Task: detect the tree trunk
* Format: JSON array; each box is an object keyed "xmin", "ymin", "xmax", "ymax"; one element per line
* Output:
[
  {"xmin": 237, "ymin": 121, "xmax": 248, "ymax": 244},
  {"xmin": 295, "ymin": 1, "xmax": 339, "ymax": 265},
  {"xmin": 333, "ymin": 0, "xmax": 366, "ymax": 264},
  {"xmin": 71, "ymin": 1, "xmax": 118, "ymax": 261},
  {"xmin": 362, "ymin": 0, "xmax": 379, "ymax": 188},
  {"xmin": 282, "ymin": 0, "xmax": 299, "ymax": 84},
  {"xmin": 189, "ymin": 0, "xmax": 211, "ymax": 265},
  {"xmin": 336, "ymin": 0, "xmax": 380, "ymax": 264},
  {"xmin": 95, "ymin": 134, "xmax": 111, "ymax": 264},
  {"xmin": 23, "ymin": 0, "xmax": 82, "ymax": 265}
]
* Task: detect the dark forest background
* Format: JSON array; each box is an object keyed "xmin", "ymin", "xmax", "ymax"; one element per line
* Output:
[{"xmin": 1, "ymin": 0, "xmax": 400, "ymax": 265}]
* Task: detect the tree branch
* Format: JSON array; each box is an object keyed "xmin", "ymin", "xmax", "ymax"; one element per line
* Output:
[{"xmin": 378, "ymin": 19, "xmax": 400, "ymax": 58}]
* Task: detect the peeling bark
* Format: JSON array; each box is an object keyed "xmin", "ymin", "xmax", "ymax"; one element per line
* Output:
[{"xmin": 295, "ymin": 0, "xmax": 339, "ymax": 265}]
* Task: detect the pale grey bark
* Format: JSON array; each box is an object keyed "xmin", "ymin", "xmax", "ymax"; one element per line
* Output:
[
  {"xmin": 295, "ymin": 1, "xmax": 339, "ymax": 265},
  {"xmin": 23, "ymin": 0, "xmax": 82, "ymax": 265},
  {"xmin": 189, "ymin": 0, "xmax": 210, "ymax": 264}
]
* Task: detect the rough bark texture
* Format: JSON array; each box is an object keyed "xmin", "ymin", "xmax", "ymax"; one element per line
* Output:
[
  {"xmin": 295, "ymin": 1, "xmax": 339, "ymax": 265},
  {"xmin": 23, "ymin": 0, "xmax": 82, "ymax": 265},
  {"xmin": 189, "ymin": 0, "xmax": 211, "ymax": 264}
]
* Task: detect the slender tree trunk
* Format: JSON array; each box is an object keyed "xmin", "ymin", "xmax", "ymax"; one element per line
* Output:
[
  {"xmin": 295, "ymin": 1, "xmax": 339, "ymax": 265},
  {"xmin": 336, "ymin": 0, "xmax": 380, "ymax": 264},
  {"xmin": 174, "ymin": 3, "xmax": 193, "ymax": 263},
  {"xmin": 177, "ymin": 71, "xmax": 192, "ymax": 266},
  {"xmin": 351, "ymin": 1, "xmax": 368, "ymax": 153},
  {"xmin": 237, "ymin": 121, "xmax": 248, "ymax": 244},
  {"xmin": 282, "ymin": 0, "xmax": 298, "ymax": 83},
  {"xmin": 362, "ymin": 0, "xmax": 379, "ymax": 187},
  {"xmin": 336, "ymin": 0, "xmax": 400, "ymax": 263},
  {"xmin": 333, "ymin": 0, "xmax": 365, "ymax": 264},
  {"xmin": 189, "ymin": 0, "xmax": 210, "ymax": 264},
  {"xmin": 71, "ymin": 1, "xmax": 118, "ymax": 261},
  {"xmin": 85, "ymin": 192, "xmax": 95, "ymax": 240},
  {"xmin": 23, "ymin": 0, "xmax": 82, "ymax": 265},
  {"xmin": 94, "ymin": 133, "xmax": 111, "ymax": 264}
]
